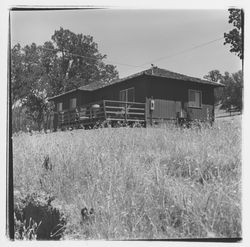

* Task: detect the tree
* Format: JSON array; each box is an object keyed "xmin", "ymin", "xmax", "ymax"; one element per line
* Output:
[
  {"xmin": 220, "ymin": 70, "xmax": 243, "ymax": 111},
  {"xmin": 203, "ymin": 70, "xmax": 243, "ymax": 112},
  {"xmin": 224, "ymin": 9, "xmax": 243, "ymax": 59},
  {"xmin": 50, "ymin": 27, "xmax": 119, "ymax": 94},
  {"xmin": 11, "ymin": 43, "xmax": 24, "ymax": 103},
  {"xmin": 23, "ymin": 91, "xmax": 49, "ymax": 131},
  {"xmin": 11, "ymin": 43, "xmax": 51, "ymax": 131},
  {"xmin": 203, "ymin": 70, "xmax": 222, "ymax": 82},
  {"xmin": 11, "ymin": 28, "xmax": 119, "ymax": 132},
  {"xmin": 11, "ymin": 43, "xmax": 44, "ymax": 102},
  {"xmin": 203, "ymin": 70, "xmax": 223, "ymax": 104}
]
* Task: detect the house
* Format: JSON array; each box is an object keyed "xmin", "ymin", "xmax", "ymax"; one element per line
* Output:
[{"xmin": 48, "ymin": 66, "xmax": 224, "ymax": 129}]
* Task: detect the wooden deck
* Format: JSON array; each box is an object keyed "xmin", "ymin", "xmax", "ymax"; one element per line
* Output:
[{"xmin": 56, "ymin": 100, "xmax": 146, "ymax": 129}]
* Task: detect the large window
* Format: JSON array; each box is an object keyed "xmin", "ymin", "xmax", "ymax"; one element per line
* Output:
[
  {"xmin": 70, "ymin": 98, "xmax": 77, "ymax": 110},
  {"xmin": 57, "ymin": 102, "xmax": 63, "ymax": 112},
  {"xmin": 188, "ymin": 90, "xmax": 202, "ymax": 108},
  {"xmin": 119, "ymin": 87, "xmax": 135, "ymax": 102}
]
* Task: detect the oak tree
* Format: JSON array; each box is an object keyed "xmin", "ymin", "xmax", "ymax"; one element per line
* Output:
[
  {"xmin": 224, "ymin": 9, "xmax": 243, "ymax": 59},
  {"xmin": 11, "ymin": 28, "xmax": 119, "ymax": 131},
  {"xmin": 204, "ymin": 70, "xmax": 243, "ymax": 111}
]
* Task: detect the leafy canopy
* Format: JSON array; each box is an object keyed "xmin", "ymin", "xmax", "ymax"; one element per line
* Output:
[
  {"xmin": 204, "ymin": 70, "xmax": 243, "ymax": 111},
  {"xmin": 224, "ymin": 9, "xmax": 243, "ymax": 59},
  {"xmin": 11, "ymin": 27, "xmax": 119, "ymax": 131}
]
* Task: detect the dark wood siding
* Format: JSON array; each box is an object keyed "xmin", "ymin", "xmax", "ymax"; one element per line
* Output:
[
  {"xmin": 146, "ymin": 99, "xmax": 181, "ymax": 120},
  {"xmin": 51, "ymin": 90, "xmax": 91, "ymax": 110},
  {"xmin": 187, "ymin": 104, "xmax": 214, "ymax": 121},
  {"xmin": 50, "ymin": 74, "xmax": 215, "ymax": 123},
  {"xmin": 92, "ymin": 75, "xmax": 150, "ymax": 103},
  {"xmin": 78, "ymin": 91, "xmax": 92, "ymax": 105},
  {"xmin": 145, "ymin": 76, "xmax": 215, "ymax": 122}
]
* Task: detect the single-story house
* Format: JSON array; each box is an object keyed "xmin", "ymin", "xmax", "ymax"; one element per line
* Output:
[{"xmin": 48, "ymin": 66, "xmax": 224, "ymax": 129}]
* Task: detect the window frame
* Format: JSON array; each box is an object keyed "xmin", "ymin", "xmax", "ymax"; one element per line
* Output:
[
  {"xmin": 188, "ymin": 89, "xmax": 202, "ymax": 108},
  {"xmin": 57, "ymin": 102, "xmax": 63, "ymax": 112},
  {"xmin": 119, "ymin": 87, "xmax": 135, "ymax": 102},
  {"xmin": 127, "ymin": 87, "xmax": 135, "ymax": 102},
  {"xmin": 70, "ymin": 97, "xmax": 77, "ymax": 110},
  {"xmin": 119, "ymin": 89, "xmax": 127, "ymax": 102}
]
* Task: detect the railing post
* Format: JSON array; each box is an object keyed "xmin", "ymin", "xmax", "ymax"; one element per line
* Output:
[
  {"xmin": 103, "ymin": 100, "xmax": 107, "ymax": 120},
  {"xmin": 125, "ymin": 102, "xmax": 127, "ymax": 122},
  {"xmin": 89, "ymin": 105, "xmax": 92, "ymax": 119}
]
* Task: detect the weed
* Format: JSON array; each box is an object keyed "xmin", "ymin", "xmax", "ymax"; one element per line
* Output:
[{"xmin": 13, "ymin": 116, "xmax": 241, "ymax": 239}]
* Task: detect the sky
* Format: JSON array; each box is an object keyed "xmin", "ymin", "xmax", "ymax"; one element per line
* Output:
[{"xmin": 11, "ymin": 8, "xmax": 242, "ymax": 79}]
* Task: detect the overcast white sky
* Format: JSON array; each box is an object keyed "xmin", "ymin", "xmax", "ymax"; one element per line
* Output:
[{"xmin": 11, "ymin": 9, "xmax": 241, "ymax": 79}]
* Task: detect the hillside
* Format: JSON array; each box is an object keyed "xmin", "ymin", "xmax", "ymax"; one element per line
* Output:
[{"xmin": 13, "ymin": 118, "xmax": 241, "ymax": 240}]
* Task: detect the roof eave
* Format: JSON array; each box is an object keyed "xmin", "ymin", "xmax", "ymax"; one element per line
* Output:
[
  {"xmin": 147, "ymin": 74, "xmax": 224, "ymax": 87},
  {"xmin": 48, "ymin": 88, "xmax": 78, "ymax": 101},
  {"xmin": 209, "ymin": 82, "xmax": 225, "ymax": 87}
]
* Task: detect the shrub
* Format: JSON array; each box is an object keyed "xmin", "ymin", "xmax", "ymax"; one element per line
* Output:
[{"xmin": 14, "ymin": 191, "xmax": 66, "ymax": 240}]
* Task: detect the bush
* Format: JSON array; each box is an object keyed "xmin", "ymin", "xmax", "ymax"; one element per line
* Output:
[{"xmin": 14, "ymin": 191, "xmax": 66, "ymax": 240}]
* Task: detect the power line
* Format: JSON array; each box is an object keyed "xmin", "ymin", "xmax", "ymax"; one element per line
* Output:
[
  {"xmin": 139, "ymin": 37, "xmax": 224, "ymax": 66},
  {"xmin": 15, "ymin": 36, "xmax": 225, "ymax": 71},
  {"xmin": 115, "ymin": 37, "xmax": 225, "ymax": 77},
  {"xmin": 38, "ymin": 47, "xmax": 142, "ymax": 68},
  {"xmin": 143, "ymin": 37, "xmax": 225, "ymax": 65}
]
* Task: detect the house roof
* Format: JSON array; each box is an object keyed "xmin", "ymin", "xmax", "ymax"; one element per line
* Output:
[
  {"xmin": 48, "ymin": 67, "xmax": 224, "ymax": 100},
  {"xmin": 78, "ymin": 67, "xmax": 224, "ymax": 91}
]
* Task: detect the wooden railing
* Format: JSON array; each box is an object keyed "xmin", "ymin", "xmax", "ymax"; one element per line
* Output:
[
  {"xmin": 104, "ymin": 100, "xmax": 145, "ymax": 122},
  {"xmin": 57, "ymin": 100, "xmax": 146, "ymax": 127}
]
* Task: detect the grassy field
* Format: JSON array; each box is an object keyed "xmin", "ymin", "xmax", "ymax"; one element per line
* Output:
[{"xmin": 13, "ymin": 116, "xmax": 242, "ymax": 240}]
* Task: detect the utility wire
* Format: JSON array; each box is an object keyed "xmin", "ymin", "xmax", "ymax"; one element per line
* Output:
[
  {"xmin": 32, "ymin": 36, "xmax": 224, "ymax": 71},
  {"xmin": 38, "ymin": 47, "xmax": 142, "ymax": 68},
  {"xmin": 139, "ymin": 37, "xmax": 224, "ymax": 66},
  {"xmin": 120, "ymin": 37, "xmax": 224, "ymax": 76}
]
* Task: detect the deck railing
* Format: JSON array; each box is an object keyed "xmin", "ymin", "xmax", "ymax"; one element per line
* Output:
[
  {"xmin": 104, "ymin": 100, "xmax": 145, "ymax": 122},
  {"xmin": 57, "ymin": 100, "xmax": 146, "ymax": 127}
]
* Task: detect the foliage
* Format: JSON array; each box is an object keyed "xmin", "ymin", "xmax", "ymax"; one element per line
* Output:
[
  {"xmin": 203, "ymin": 70, "xmax": 224, "ymax": 104},
  {"xmin": 204, "ymin": 70, "xmax": 243, "ymax": 111},
  {"xmin": 22, "ymin": 92, "xmax": 50, "ymax": 131},
  {"xmin": 14, "ymin": 215, "xmax": 41, "ymax": 240},
  {"xmin": 11, "ymin": 44, "xmax": 26, "ymax": 103},
  {"xmin": 220, "ymin": 71, "xmax": 243, "ymax": 111},
  {"xmin": 11, "ymin": 28, "xmax": 119, "ymax": 131},
  {"xmin": 13, "ymin": 119, "xmax": 241, "ymax": 239},
  {"xmin": 203, "ymin": 70, "xmax": 222, "ymax": 83},
  {"xmin": 14, "ymin": 190, "xmax": 66, "ymax": 240},
  {"xmin": 224, "ymin": 9, "xmax": 243, "ymax": 59}
]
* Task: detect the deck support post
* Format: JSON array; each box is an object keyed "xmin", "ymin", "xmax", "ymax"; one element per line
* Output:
[
  {"xmin": 103, "ymin": 100, "xmax": 107, "ymax": 120},
  {"xmin": 125, "ymin": 102, "xmax": 127, "ymax": 123}
]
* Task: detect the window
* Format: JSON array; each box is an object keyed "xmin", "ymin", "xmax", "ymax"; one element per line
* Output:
[
  {"xmin": 70, "ymin": 98, "xmax": 77, "ymax": 109},
  {"xmin": 188, "ymin": 90, "xmax": 202, "ymax": 108},
  {"xmin": 119, "ymin": 87, "xmax": 135, "ymax": 102},
  {"xmin": 127, "ymin": 88, "xmax": 135, "ymax": 102},
  {"xmin": 57, "ymin": 102, "xmax": 63, "ymax": 112},
  {"xmin": 119, "ymin": 90, "xmax": 126, "ymax": 102}
]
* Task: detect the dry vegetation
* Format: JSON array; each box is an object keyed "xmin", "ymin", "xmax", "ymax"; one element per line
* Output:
[{"xmin": 13, "ymin": 116, "xmax": 241, "ymax": 240}]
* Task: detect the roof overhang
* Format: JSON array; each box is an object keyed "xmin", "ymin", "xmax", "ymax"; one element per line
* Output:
[
  {"xmin": 48, "ymin": 89, "xmax": 78, "ymax": 101},
  {"xmin": 145, "ymin": 74, "xmax": 225, "ymax": 87},
  {"xmin": 48, "ymin": 68, "xmax": 225, "ymax": 100}
]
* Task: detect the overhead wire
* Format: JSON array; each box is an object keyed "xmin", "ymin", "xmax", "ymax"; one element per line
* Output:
[
  {"xmin": 121, "ymin": 36, "xmax": 224, "ymax": 76},
  {"xmin": 15, "ymin": 36, "xmax": 224, "ymax": 74},
  {"xmin": 139, "ymin": 37, "xmax": 224, "ymax": 66},
  {"xmin": 38, "ymin": 47, "xmax": 143, "ymax": 68}
]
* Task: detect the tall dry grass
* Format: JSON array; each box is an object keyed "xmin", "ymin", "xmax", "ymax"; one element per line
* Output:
[{"xmin": 13, "ymin": 117, "xmax": 241, "ymax": 239}]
